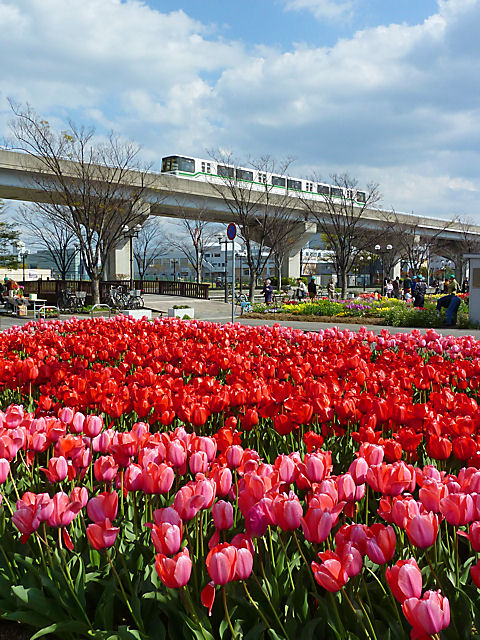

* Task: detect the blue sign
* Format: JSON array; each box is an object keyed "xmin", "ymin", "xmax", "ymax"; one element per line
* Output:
[{"xmin": 227, "ymin": 223, "xmax": 237, "ymax": 240}]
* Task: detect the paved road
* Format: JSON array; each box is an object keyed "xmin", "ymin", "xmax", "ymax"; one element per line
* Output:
[{"xmin": 1, "ymin": 294, "xmax": 479, "ymax": 339}]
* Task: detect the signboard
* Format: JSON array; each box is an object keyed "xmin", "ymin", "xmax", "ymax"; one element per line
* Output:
[{"xmin": 227, "ymin": 223, "xmax": 237, "ymax": 241}]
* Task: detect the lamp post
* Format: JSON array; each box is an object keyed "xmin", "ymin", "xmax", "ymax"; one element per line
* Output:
[
  {"xmin": 218, "ymin": 236, "xmax": 228, "ymax": 303},
  {"xmin": 16, "ymin": 242, "xmax": 28, "ymax": 283},
  {"xmin": 171, "ymin": 259, "xmax": 178, "ymax": 281},
  {"xmin": 374, "ymin": 244, "xmax": 392, "ymax": 296},
  {"xmin": 123, "ymin": 224, "xmax": 142, "ymax": 291}
]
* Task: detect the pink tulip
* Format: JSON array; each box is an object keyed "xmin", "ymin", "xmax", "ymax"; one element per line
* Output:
[{"xmin": 402, "ymin": 590, "xmax": 450, "ymax": 636}]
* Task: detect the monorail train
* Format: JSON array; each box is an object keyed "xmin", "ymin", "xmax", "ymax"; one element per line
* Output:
[{"xmin": 160, "ymin": 155, "xmax": 367, "ymax": 204}]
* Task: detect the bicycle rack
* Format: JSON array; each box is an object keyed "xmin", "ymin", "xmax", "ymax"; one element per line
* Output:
[
  {"xmin": 37, "ymin": 305, "xmax": 60, "ymax": 319},
  {"xmin": 90, "ymin": 304, "xmax": 112, "ymax": 318}
]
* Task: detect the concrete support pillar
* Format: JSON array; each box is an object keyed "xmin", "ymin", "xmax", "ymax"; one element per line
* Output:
[
  {"xmin": 104, "ymin": 239, "xmax": 131, "ymax": 280},
  {"xmin": 103, "ymin": 201, "xmax": 150, "ymax": 280},
  {"xmin": 465, "ymin": 254, "xmax": 480, "ymax": 323},
  {"xmin": 280, "ymin": 222, "xmax": 318, "ymax": 279}
]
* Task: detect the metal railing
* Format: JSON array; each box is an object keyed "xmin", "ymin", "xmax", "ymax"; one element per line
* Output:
[{"xmin": 17, "ymin": 279, "xmax": 210, "ymax": 303}]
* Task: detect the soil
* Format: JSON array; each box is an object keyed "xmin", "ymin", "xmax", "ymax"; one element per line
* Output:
[{"xmin": 244, "ymin": 312, "xmax": 385, "ymax": 325}]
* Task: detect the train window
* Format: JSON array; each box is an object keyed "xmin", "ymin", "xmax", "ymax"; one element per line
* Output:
[
  {"xmin": 201, "ymin": 162, "xmax": 212, "ymax": 174},
  {"xmin": 162, "ymin": 156, "xmax": 196, "ymax": 173},
  {"xmin": 317, "ymin": 184, "xmax": 330, "ymax": 196},
  {"xmin": 271, "ymin": 175, "xmax": 286, "ymax": 187},
  {"xmin": 217, "ymin": 164, "xmax": 234, "ymax": 179},
  {"xmin": 356, "ymin": 191, "xmax": 366, "ymax": 203},
  {"xmin": 331, "ymin": 187, "xmax": 343, "ymax": 198},
  {"xmin": 287, "ymin": 179, "xmax": 302, "ymax": 191},
  {"xmin": 305, "ymin": 182, "xmax": 314, "ymax": 192},
  {"xmin": 258, "ymin": 172, "xmax": 267, "ymax": 183},
  {"xmin": 236, "ymin": 168, "xmax": 254, "ymax": 181}
]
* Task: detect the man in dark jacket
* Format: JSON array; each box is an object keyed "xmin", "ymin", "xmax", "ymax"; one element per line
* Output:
[{"xmin": 308, "ymin": 277, "xmax": 317, "ymax": 300}]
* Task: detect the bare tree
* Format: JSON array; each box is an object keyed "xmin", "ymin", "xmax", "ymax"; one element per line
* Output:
[
  {"xmin": 8, "ymin": 101, "xmax": 154, "ymax": 303},
  {"xmin": 133, "ymin": 218, "xmax": 167, "ymax": 285},
  {"xmin": 17, "ymin": 205, "xmax": 77, "ymax": 281},
  {"xmin": 435, "ymin": 216, "xmax": 480, "ymax": 282},
  {"xmin": 300, "ymin": 174, "xmax": 382, "ymax": 298},
  {"xmin": 207, "ymin": 153, "xmax": 301, "ymax": 301},
  {"xmin": 168, "ymin": 200, "xmax": 221, "ymax": 284},
  {"xmin": 383, "ymin": 210, "xmax": 455, "ymax": 276}
]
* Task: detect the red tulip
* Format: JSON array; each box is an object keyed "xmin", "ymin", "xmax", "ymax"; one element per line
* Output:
[
  {"xmin": 155, "ymin": 548, "xmax": 192, "ymax": 588},
  {"xmin": 0, "ymin": 458, "xmax": 10, "ymax": 484},
  {"xmin": 365, "ymin": 524, "xmax": 396, "ymax": 565},
  {"xmin": 311, "ymin": 557, "xmax": 348, "ymax": 592},
  {"xmin": 86, "ymin": 519, "xmax": 119, "ymax": 550},
  {"xmin": 94, "ymin": 456, "xmax": 119, "ymax": 483}
]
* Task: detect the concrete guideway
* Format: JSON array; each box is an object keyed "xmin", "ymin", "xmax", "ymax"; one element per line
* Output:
[{"xmin": 1, "ymin": 148, "xmax": 480, "ymax": 281}]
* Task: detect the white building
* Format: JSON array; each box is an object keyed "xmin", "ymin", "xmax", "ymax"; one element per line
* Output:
[{"xmin": 147, "ymin": 241, "xmax": 276, "ymax": 282}]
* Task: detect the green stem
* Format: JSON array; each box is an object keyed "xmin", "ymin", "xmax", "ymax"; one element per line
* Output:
[
  {"xmin": 222, "ymin": 586, "xmax": 238, "ymax": 640},
  {"xmin": 182, "ymin": 586, "xmax": 210, "ymax": 640},
  {"xmin": 105, "ymin": 548, "xmax": 144, "ymax": 633},
  {"xmin": 242, "ymin": 581, "xmax": 274, "ymax": 633},
  {"xmin": 277, "ymin": 532, "xmax": 295, "ymax": 590},
  {"xmin": 329, "ymin": 592, "xmax": 346, "ymax": 638},
  {"xmin": 293, "ymin": 530, "xmax": 316, "ymax": 590},
  {"xmin": 341, "ymin": 587, "xmax": 372, "ymax": 640}
]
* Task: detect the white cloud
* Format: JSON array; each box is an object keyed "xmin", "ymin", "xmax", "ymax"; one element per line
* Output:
[
  {"xmin": 282, "ymin": 0, "xmax": 355, "ymax": 21},
  {"xmin": 0, "ymin": 0, "xmax": 479, "ymax": 220}
]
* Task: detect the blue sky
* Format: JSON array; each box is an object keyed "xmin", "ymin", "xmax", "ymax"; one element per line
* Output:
[{"xmin": 0, "ymin": 0, "xmax": 479, "ymax": 222}]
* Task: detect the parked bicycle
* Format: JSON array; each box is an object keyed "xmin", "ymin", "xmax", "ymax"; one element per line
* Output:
[
  {"xmin": 234, "ymin": 293, "xmax": 252, "ymax": 314},
  {"xmin": 102, "ymin": 286, "xmax": 127, "ymax": 310},
  {"xmin": 57, "ymin": 289, "xmax": 85, "ymax": 313},
  {"xmin": 102, "ymin": 286, "xmax": 144, "ymax": 310}
]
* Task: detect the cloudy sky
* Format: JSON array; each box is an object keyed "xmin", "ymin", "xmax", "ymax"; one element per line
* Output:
[{"xmin": 1, "ymin": 0, "xmax": 479, "ymax": 221}]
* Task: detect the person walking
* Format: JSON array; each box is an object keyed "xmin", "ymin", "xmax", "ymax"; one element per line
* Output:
[
  {"xmin": 295, "ymin": 278, "xmax": 307, "ymax": 300},
  {"xmin": 392, "ymin": 277, "xmax": 400, "ymax": 298},
  {"xmin": 307, "ymin": 276, "xmax": 317, "ymax": 300},
  {"xmin": 403, "ymin": 275, "xmax": 412, "ymax": 297},
  {"xmin": 385, "ymin": 279, "xmax": 394, "ymax": 298},
  {"xmin": 327, "ymin": 277, "xmax": 336, "ymax": 301},
  {"xmin": 413, "ymin": 276, "xmax": 427, "ymax": 308},
  {"xmin": 262, "ymin": 278, "xmax": 274, "ymax": 304}
]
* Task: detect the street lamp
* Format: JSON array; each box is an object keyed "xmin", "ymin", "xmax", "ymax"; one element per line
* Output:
[
  {"xmin": 218, "ymin": 236, "xmax": 228, "ymax": 303},
  {"xmin": 123, "ymin": 224, "xmax": 142, "ymax": 291},
  {"xmin": 170, "ymin": 258, "xmax": 178, "ymax": 281},
  {"xmin": 374, "ymin": 244, "xmax": 392, "ymax": 296},
  {"xmin": 236, "ymin": 247, "xmax": 247, "ymax": 295},
  {"xmin": 16, "ymin": 242, "xmax": 28, "ymax": 282}
]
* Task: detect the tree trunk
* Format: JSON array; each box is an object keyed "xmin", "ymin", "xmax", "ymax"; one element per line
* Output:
[
  {"xmin": 248, "ymin": 275, "xmax": 256, "ymax": 303},
  {"xmin": 340, "ymin": 269, "xmax": 347, "ymax": 299},
  {"xmin": 92, "ymin": 278, "xmax": 100, "ymax": 305}
]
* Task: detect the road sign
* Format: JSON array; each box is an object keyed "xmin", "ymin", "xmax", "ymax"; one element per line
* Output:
[{"xmin": 227, "ymin": 223, "xmax": 237, "ymax": 240}]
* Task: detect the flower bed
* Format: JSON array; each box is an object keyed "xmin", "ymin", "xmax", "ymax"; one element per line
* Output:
[
  {"xmin": 1, "ymin": 316, "xmax": 480, "ymax": 638},
  {"xmin": 251, "ymin": 295, "xmax": 469, "ymax": 328}
]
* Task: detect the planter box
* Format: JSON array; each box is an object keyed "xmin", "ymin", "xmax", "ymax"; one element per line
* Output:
[
  {"xmin": 168, "ymin": 307, "xmax": 194, "ymax": 319},
  {"xmin": 121, "ymin": 309, "xmax": 152, "ymax": 320}
]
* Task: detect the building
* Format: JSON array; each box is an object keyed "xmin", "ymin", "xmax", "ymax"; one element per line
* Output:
[{"xmin": 146, "ymin": 241, "xmax": 276, "ymax": 283}]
